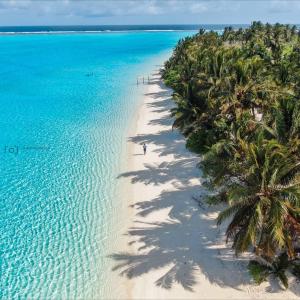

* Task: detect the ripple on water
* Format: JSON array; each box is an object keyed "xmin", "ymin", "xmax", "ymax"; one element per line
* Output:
[{"xmin": 0, "ymin": 31, "xmax": 193, "ymax": 299}]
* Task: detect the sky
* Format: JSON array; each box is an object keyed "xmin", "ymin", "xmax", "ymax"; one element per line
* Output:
[{"xmin": 0, "ymin": 0, "xmax": 299, "ymax": 26}]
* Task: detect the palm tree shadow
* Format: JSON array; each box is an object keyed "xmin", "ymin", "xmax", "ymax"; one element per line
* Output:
[
  {"xmin": 128, "ymin": 129, "xmax": 187, "ymax": 159},
  {"xmin": 111, "ymin": 78, "xmax": 250, "ymax": 292},
  {"xmin": 289, "ymin": 279, "xmax": 300, "ymax": 296},
  {"xmin": 118, "ymin": 158, "xmax": 199, "ymax": 186},
  {"xmin": 111, "ymin": 188, "xmax": 251, "ymax": 292}
]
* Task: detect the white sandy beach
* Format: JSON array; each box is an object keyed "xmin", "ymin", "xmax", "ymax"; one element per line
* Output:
[{"xmin": 113, "ymin": 73, "xmax": 300, "ymax": 299}]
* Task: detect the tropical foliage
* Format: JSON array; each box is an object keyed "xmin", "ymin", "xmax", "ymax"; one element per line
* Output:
[{"xmin": 162, "ymin": 22, "xmax": 300, "ymax": 288}]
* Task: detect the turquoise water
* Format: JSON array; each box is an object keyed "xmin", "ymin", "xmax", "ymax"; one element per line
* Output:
[{"xmin": 0, "ymin": 31, "xmax": 192, "ymax": 299}]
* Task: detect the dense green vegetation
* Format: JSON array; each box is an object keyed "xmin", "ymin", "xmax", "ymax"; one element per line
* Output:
[{"xmin": 162, "ymin": 22, "xmax": 300, "ymax": 288}]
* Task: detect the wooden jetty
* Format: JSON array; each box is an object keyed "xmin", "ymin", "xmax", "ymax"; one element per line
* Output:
[{"xmin": 136, "ymin": 75, "xmax": 151, "ymax": 85}]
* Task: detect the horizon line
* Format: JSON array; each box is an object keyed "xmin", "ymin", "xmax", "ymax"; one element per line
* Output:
[{"xmin": 0, "ymin": 23, "xmax": 250, "ymax": 27}]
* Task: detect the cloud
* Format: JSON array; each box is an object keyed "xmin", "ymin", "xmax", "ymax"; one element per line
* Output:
[
  {"xmin": 268, "ymin": 0, "xmax": 300, "ymax": 14},
  {"xmin": 189, "ymin": 2, "xmax": 207, "ymax": 14},
  {"xmin": 0, "ymin": 0, "xmax": 300, "ymax": 25},
  {"xmin": 0, "ymin": 0, "xmax": 211, "ymax": 18},
  {"xmin": 0, "ymin": 0, "xmax": 32, "ymax": 10}
]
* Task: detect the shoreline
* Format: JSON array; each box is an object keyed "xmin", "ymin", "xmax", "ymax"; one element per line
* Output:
[{"xmin": 113, "ymin": 73, "xmax": 300, "ymax": 299}]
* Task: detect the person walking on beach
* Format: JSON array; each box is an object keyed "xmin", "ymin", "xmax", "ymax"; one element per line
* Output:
[{"xmin": 143, "ymin": 143, "xmax": 147, "ymax": 155}]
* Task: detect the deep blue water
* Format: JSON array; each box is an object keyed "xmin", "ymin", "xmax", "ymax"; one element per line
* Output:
[
  {"xmin": 0, "ymin": 24, "xmax": 248, "ymax": 34},
  {"xmin": 0, "ymin": 31, "xmax": 196, "ymax": 299}
]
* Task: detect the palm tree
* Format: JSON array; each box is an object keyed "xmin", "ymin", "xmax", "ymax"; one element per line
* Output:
[
  {"xmin": 217, "ymin": 135, "xmax": 300, "ymax": 258},
  {"xmin": 248, "ymin": 252, "xmax": 290, "ymax": 288},
  {"xmin": 162, "ymin": 23, "xmax": 300, "ymax": 287}
]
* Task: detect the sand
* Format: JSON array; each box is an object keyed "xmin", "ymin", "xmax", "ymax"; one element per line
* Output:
[{"xmin": 112, "ymin": 73, "xmax": 300, "ymax": 299}]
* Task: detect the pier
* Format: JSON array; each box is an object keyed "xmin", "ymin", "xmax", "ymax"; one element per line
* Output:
[
  {"xmin": 136, "ymin": 67, "xmax": 162, "ymax": 85},
  {"xmin": 136, "ymin": 75, "xmax": 150, "ymax": 85}
]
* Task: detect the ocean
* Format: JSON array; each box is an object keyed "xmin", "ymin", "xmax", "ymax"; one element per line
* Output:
[
  {"xmin": 0, "ymin": 25, "xmax": 242, "ymax": 298},
  {"xmin": 0, "ymin": 24, "xmax": 247, "ymax": 34}
]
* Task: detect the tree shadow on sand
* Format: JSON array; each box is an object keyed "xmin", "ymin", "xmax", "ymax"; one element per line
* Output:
[
  {"xmin": 111, "ymin": 78, "xmax": 300, "ymax": 296},
  {"xmin": 117, "ymin": 158, "xmax": 198, "ymax": 186},
  {"xmin": 111, "ymin": 83, "xmax": 252, "ymax": 292},
  {"xmin": 110, "ymin": 187, "xmax": 251, "ymax": 292},
  {"xmin": 111, "ymin": 186, "xmax": 300, "ymax": 294},
  {"xmin": 128, "ymin": 129, "xmax": 186, "ymax": 159},
  {"xmin": 111, "ymin": 78, "xmax": 251, "ymax": 292}
]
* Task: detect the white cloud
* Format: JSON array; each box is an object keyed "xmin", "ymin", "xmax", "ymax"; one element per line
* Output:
[
  {"xmin": 189, "ymin": 2, "xmax": 207, "ymax": 14},
  {"xmin": 269, "ymin": 0, "xmax": 290, "ymax": 13},
  {"xmin": 0, "ymin": 0, "xmax": 300, "ymax": 26},
  {"xmin": 0, "ymin": 0, "xmax": 210, "ymax": 18},
  {"xmin": 269, "ymin": 0, "xmax": 300, "ymax": 14}
]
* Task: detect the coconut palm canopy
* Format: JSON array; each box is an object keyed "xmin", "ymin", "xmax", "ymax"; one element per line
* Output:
[{"xmin": 162, "ymin": 21, "xmax": 300, "ymax": 288}]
